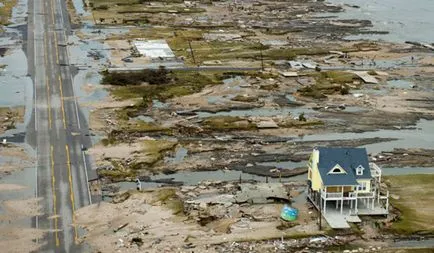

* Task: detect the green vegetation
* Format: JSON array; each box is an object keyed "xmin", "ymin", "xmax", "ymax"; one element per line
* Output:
[
  {"xmin": 98, "ymin": 168, "xmax": 136, "ymax": 180},
  {"xmin": 298, "ymin": 71, "xmax": 358, "ymax": 98},
  {"xmin": 106, "ymin": 70, "xmax": 222, "ymax": 102},
  {"xmin": 385, "ymin": 174, "xmax": 434, "ymax": 235},
  {"xmin": 117, "ymin": 6, "xmax": 206, "ymax": 14},
  {"xmin": 153, "ymin": 188, "xmax": 184, "ymax": 215},
  {"xmin": 231, "ymin": 95, "xmax": 258, "ymax": 103},
  {"xmin": 0, "ymin": 0, "xmax": 17, "ymax": 26},
  {"xmin": 139, "ymin": 139, "xmax": 177, "ymax": 165},
  {"xmin": 316, "ymin": 71, "xmax": 358, "ymax": 85},
  {"xmin": 278, "ymin": 118, "xmax": 324, "ymax": 128},
  {"xmin": 102, "ymin": 67, "xmax": 170, "ymax": 86},
  {"xmin": 217, "ymin": 71, "xmax": 277, "ymax": 80},
  {"xmin": 201, "ymin": 116, "xmax": 256, "ymax": 131},
  {"xmin": 98, "ymin": 160, "xmax": 136, "ymax": 181},
  {"xmin": 129, "ymin": 120, "xmax": 169, "ymax": 132},
  {"xmin": 262, "ymin": 47, "xmax": 333, "ymax": 60}
]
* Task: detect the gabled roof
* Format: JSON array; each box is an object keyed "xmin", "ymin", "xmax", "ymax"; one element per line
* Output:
[{"xmin": 316, "ymin": 147, "xmax": 372, "ymax": 186}]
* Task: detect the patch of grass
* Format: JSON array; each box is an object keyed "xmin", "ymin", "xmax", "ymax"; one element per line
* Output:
[
  {"xmin": 385, "ymin": 174, "xmax": 434, "ymax": 235},
  {"xmin": 0, "ymin": 0, "xmax": 17, "ymax": 26},
  {"xmin": 166, "ymin": 199, "xmax": 184, "ymax": 215},
  {"xmin": 201, "ymin": 116, "xmax": 256, "ymax": 131},
  {"xmin": 317, "ymin": 71, "xmax": 358, "ymax": 84},
  {"xmin": 179, "ymin": 40, "xmax": 264, "ymax": 64},
  {"xmin": 231, "ymin": 95, "xmax": 258, "ymax": 103},
  {"xmin": 153, "ymin": 188, "xmax": 184, "ymax": 215},
  {"xmin": 139, "ymin": 139, "xmax": 177, "ymax": 165},
  {"xmin": 216, "ymin": 71, "xmax": 277, "ymax": 80},
  {"xmin": 117, "ymin": 6, "xmax": 206, "ymax": 14},
  {"xmin": 263, "ymin": 47, "xmax": 330, "ymax": 60},
  {"xmin": 278, "ymin": 119, "xmax": 324, "ymax": 128},
  {"xmin": 108, "ymin": 70, "xmax": 222, "ymax": 103},
  {"xmin": 98, "ymin": 167, "xmax": 136, "ymax": 182},
  {"xmin": 155, "ymin": 188, "xmax": 177, "ymax": 202},
  {"xmin": 298, "ymin": 71, "xmax": 358, "ymax": 98},
  {"xmin": 102, "ymin": 67, "xmax": 170, "ymax": 86},
  {"xmin": 125, "ymin": 120, "xmax": 170, "ymax": 133}
]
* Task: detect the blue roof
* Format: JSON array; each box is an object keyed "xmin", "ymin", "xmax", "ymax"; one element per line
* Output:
[{"xmin": 317, "ymin": 147, "xmax": 372, "ymax": 186}]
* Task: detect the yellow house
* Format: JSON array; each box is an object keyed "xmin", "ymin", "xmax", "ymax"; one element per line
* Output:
[{"xmin": 307, "ymin": 147, "xmax": 387, "ymax": 217}]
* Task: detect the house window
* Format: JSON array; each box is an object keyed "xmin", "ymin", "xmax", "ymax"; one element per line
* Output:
[
  {"xmin": 357, "ymin": 182, "xmax": 367, "ymax": 191},
  {"xmin": 328, "ymin": 164, "xmax": 346, "ymax": 174},
  {"xmin": 356, "ymin": 165, "xmax": 364, "ymax": 176}
]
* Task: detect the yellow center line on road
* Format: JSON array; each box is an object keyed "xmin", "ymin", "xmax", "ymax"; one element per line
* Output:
[
  {"xmin": 50, "ymin": 145, "xmax": 60, "ymax": 247},
  {"xmin": 43, "ymin": 35, "xmax": 52, "ymax": 129},
  {"xmin": 58, "ymin": 76, "xmax": 67, "ymax": 129},
  {"xmin": 65, "ymin": 145, "xmax": 78, "ymax": 243}
]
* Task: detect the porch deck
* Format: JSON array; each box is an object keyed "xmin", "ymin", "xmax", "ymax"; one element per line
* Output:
[{"xmin": 308, "ymin": 194, "xmax": 388, "ymax": 229}]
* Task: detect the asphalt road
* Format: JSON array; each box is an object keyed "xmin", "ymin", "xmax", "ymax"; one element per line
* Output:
[{"xmin": 26, "ymin": 0, "xmax": 94, "ymax": 252}]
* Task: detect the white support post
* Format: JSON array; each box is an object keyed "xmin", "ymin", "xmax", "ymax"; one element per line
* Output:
[
  {"xmin": 378, "ymin": 189, "xmax": 380, "ymax": 204},
  {"xmin": 340, "ymin": 186, "xmax": 344, "ymax": 214},
  {"xmin": 323, "ymin": 187, "xmax": 327, "ymax": 214},
  {"xmin": 355, "ymin": 189, "xmax": 358, "ymax": 213},
  {"xmin": 386, "ymin": 191, "xmax": 389, "ymax": 211},
  {"xmin": 372, "ymin": 196, "xmax": 375, "ymax": 209}
]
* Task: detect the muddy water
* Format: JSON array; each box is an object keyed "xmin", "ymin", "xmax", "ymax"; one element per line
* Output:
[
  {"xmin": 71, "ymin": 0, "xmax": 87, "ymax": 16},
  {"xmin": 298, "ymin": 119, "xmax": 434, "ymax": 154},
  {"xmin": 324, "ymin": 0, "xmax": 434, "ymax": 43}
]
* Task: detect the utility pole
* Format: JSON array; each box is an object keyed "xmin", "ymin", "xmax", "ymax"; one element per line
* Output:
[
  {"xmin": 319, "ymin": 195, "xmax": 322, "ymax": 230},
  {"xmin": 188, "ymin": 40, "xmax": 197, "ymax": 66}
]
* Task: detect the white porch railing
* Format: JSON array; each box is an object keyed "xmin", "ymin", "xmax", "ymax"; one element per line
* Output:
[
  {"xmin": 357, "ymin": 192, "xmax": 375, "ymax": 198},
  {"xmin": 369, "ymin": 162, "xmax": 382, "ymax": 180},
  {"xmin": 348, "ymin": 192, "xmax": 357, "ymax": 198},
  {"xmin": 321, "ymin": 191, "xmax": 343, "ymax": 199}
]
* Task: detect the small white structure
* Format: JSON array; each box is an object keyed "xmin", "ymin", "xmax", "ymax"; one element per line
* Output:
[{"xmin": 133, "ymin": 40, "xmax": 175, "ymax": 59}]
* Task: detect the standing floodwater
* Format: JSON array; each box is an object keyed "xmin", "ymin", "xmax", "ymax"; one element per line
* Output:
[{"xmin": 325, "ymin": 0, "xmax": 434, "ymax": 43}]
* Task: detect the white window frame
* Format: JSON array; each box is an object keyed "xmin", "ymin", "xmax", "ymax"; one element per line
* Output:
[
  {"xmin": 356, "ymin": 165, "xmax": 364, "ymax": 176},
  {"xmin": 357, "ymin": 182, "xmax": 367, "ymax": 191},
  {"xmin": 327, "ymin": 164, "xmax": 347, "ymax": 174}
]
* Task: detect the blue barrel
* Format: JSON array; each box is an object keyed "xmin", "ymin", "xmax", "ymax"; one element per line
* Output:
[{"xmin": 280, "ymin": 204, "xmax": 298, "ymax": 221}]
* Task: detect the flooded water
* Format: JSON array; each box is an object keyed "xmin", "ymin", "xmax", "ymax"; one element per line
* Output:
[
  {"xmin": 0, "ymin": 39, "xmax": 32, "ymax": 108},
  {"xmin": 0, "ymin": 0, "xmax": 33, "ymax": 136},
  {"xmin": 298, "ymin": 119, "xmax": 434, "ymax": 154},
  {"xmin": 71, "ymin": 0, "xmax": 87, "ymax": 16},
  {"xmin": 115, "ymin": 165, "xmax": 434, "ymax": 191},
  {"xmin": 387, "ymin": 79, "xmax": 414, "ymax": 89},
  {"xmin": 324, "ymin": 0, "xmax": 434, "ymax": 43},
  {"xmin": 0, "ymin": 165, "xmax": 36, "ymax": 226}
]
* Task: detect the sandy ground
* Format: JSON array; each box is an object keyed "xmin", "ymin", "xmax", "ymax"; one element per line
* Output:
[
  {"xmin": 84, "ymin": 96, "xmax": 140, "ymax": 132},
  {"xmin": 0, "ymin": 183, "xmax": 26, "ymax": 191},
  {"xmin": 0, "ymin": 227, "xmax": 44, "ymax": 253},
  {"xmin": 76, "ymin": 189, "xmax": 320, "ymax": 253},
  {"xmin": 76, "ymin": 192, "xmax": 211, "ymax": 253},
  {"xmin": 1, "ymin": 197, "xmax": 42, "ymax": 219},
  {"xmin": 89, "ymin": 142, "xmax": 142, "ymax": 162},
  {"xmin": 0, "ymin": 196, "xmax": 44, "ymax": 252},
  {"xmin": 0, "ymin": 144, "xmax": 35, "ymax": 176}
]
